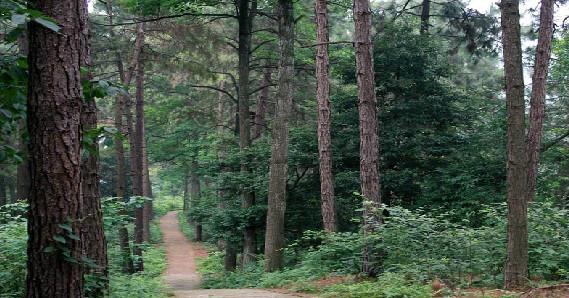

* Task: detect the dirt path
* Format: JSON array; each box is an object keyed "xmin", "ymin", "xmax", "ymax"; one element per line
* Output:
[{"xmin": 160, "ymin": 211, "xmax": 311, "ymax": 298}]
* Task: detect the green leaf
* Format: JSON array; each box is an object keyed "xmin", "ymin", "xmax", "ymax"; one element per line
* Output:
[
  {"xmin": 58, "ymin": 224, "xmax": 72, "ymax": 232},
  {"xmin": 67, "ymin": 233, "xmax": 81, "ymax": 241},
  {"xmin": 11, "ymin": 13, "xmax": 27, "ymax": 25},
  {"xmin": 53, "ymin": 235, "xmax": 66, "ymax": 243},
  {"xmin": 43, "ymin": 246, "xmax": 56, "ymax": 253},
  {"xmin": 34, "ymin": 17, "xmax": 61, "ymax": 32}
]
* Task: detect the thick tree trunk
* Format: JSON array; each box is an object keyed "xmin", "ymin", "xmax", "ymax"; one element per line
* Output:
[
  {"xmin": 264, "ymin": 0, "xmax": 294, "ymax": 272},
  {"xmin": 25, "ymin": 0, "xmax": 87, "ymax": 296},
  {"xmin": 354, "ymin": 0, "xmax": 382, "ymax": 277},
  {"xmin": 500, "ymin": 0, "xmax": 529, "ymax": 290},
  {"xmin": 237, "ymin": 0, "xmax": 259, "ymax": 266},
  {"xmin": 252, "ymin": 65, "xmax": 272, "ymax": 140},
  {"xmin": 80, "ymin": 26, "xmax": 109, "ymax": 293},
  {"xmin": 526, "ymin": 0, "xmax": 554, "ymax": 203},
  {"xmin": 315, "ymin": 0, "xmax": 339, "ymax": 233},
  {"xmin": 420, "ymin": 0, "xmax": 431, "ymax": 34},
  {"xmin": 132, "ymin": 51, "xmax": 146, "ymax": 272}
]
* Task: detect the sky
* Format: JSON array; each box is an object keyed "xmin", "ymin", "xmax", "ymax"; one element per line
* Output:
[{"xmin": 468, "ymin": 0, "xmax": 569, "ymax": 26}]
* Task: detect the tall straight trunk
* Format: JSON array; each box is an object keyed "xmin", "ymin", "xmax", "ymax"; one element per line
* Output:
[
  {"xmin": 252, "ymin": 65, "xmax": 272, "ymax": 140},
  {"xmin": 264, "ymin": 0, "xmax": 294, "ymax": 272},
  {"xmin": 16, "ymin": 32, "xmax": 29, "ymax": 203},
  {"xmin": 237, "ymin": 0, "xmax": 259, "ymax": 266},
  {"xmin": 183, "ymin": 175, "xmax": 190, "ymax": 212},
  {"xmin": 142, "ymin": 120, "xmax": 151, "ymax": 242},
  {"xmin": 526, "ymin": 0, "xmax": 555, "ymax": 203},
  {"xmin": 315, "ymin": 0, "xmax": 338, "ymax": 233},
  {"xmin": 25, "ymin": 0, "xmax": 87, "ymax": 296},
  {"xmin": 500, "ymin": 0, "xmax": 528, "ymax": 289},
  {"xmin": 190, "ymin": 159, "xmax": 202, "ymax": 241},
  {"xmin": 107, "ymin": 0, "xmax": 136, "ymax": 274},
  {"xmin": 420, "ymin": 0, "xmax": 431, "ymax": 34},
  {"xmin": 354, "ymin": 0, "xmax": 382, "ymax": 277},
  {"xmin": 0, "ymin": 175, "xmax": 6, "ymax": 207},
  {"xmin": 80, "ymin": 24, "xmax": 109, "ymax": 292},
  {"xmin": 132, "ymin": 52, "xmax": 146, "ymax": 272}
]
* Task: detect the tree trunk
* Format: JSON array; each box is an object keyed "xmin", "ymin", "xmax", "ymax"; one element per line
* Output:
[
  {"xmin": 8, "ymin": 178, "xmax": 16, "ymax": 204},
  {"xmin": 190, "ymin": 159, "xmax": 202, "ymax": 241},
  {"xmin": 16, "ymin": 29, "xmax": 30, "ymax": 204},
  {"xmin": 25, "ymin": 0, "xmax": 87, "ymax": 296},
  {"xmin": 237, "ymin": 0, "xmax": 259, "ymax": 266},
  {"xmin": 225, "ymin": 246, "xmax": 237, "ymax": 272},
  {"xmin": 526, "ymin": 0, "xmax": 554, "ymax": 203},
  {"xmin": 264, "ymin": 0, "xmax": 294, "ymax": 273},
  {"xmin": 183, "ymin": 175, "xmax": 190, "ymax": 212},
  {"xmin": 252, "ymin": 65, "xmax": 272, "ymax": 140},
  {"xmin": 354, "ymin": 0, "xmax": 382, "ymax": 277},
  {"xmin": 132, "ymin": 49, "xmax": 146, "ymax": 272},
  {"xmin": 420, "ymin": 0, "xmax": 431, "ymax": 34},
  {"xmin": 500, "ymin": 0, "xmax": 529, "ymax": 290},
  {"xmin": 106, "ymin": 0, "xmax": 136, "ymax": 274},
  {"xmin": 80, "ymin": 24, "xmax": 109, "ymax": 293},
  {"xmin": 0, "ymin": 175, "xmax": 6, "ymax": 207},
  {"xmin": 315, "ymin": 0, "xmax": 338, "ymax": 233},
  {"xmin": 142, "ymin": 119, "xmax": 151, "ymax": 242}
]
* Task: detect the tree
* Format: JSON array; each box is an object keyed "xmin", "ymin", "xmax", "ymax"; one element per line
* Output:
[
  {"xmin": 315, "ymin": 0, "xmax": 338, "ymax": 233},
  {"xmin": 264, "ymin": 0, "xmax": 294, "ymax": 272},
  {"xmin": 354, "ymin": 0, "xmax": 382, "ymax": 276},
  {"xmin": 420, "ymin": 0, "xmax": 431, "ymax": 34},
  {"xmin": 237, "ymin": 0, "xmax": 259, "ymax": 266},
  {"xmin": 25, "ymin": 0, "xmax": 88, "ymax": 296},
  {"xmin": 500, "ymin": 0, "xmax": 528, "ymax": 289}
]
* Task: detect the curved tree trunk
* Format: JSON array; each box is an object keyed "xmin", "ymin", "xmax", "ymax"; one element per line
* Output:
[
  {"xmin": 500, "ymin": 0, "xmax": 528, "ymax": 290},
  {"xmin": 25, "ymin": 1, "xmax": 87, "ymax": 296},
  {"xmin": 264, "ymin": 0, "xmax": 294, "ymax": 272},
  {"xmin": 354, "ymin": 0, "xmax": 382, "ymax": 277},
  {"xmin": 315, "ymin": 0, "xmax": 338, "ymax": 233}
]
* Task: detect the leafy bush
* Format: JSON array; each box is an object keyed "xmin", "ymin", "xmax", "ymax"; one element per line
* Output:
[
  {"xmin": 322, "ymin": 273, "xmax": 433, "ymax": 298},
  {"xmin": 0, "ymin": 203, "xmax": 27, "ymax": 298},
  {"xmin": 152, "ymin": 195, "xmax": 183, "ymax": 218}
]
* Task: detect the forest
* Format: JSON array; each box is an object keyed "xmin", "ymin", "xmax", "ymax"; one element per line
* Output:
[{"xmin": 1, "ymin": 0, "xmax": 569, "ymax": 297}]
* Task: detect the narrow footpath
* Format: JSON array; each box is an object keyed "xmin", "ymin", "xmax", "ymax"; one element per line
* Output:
[{"xmin": 160, "ymin": 211, "xmax": 311, "ymax": 298}]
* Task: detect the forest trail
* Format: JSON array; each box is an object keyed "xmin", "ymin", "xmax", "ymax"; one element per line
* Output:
[{"xmin": 160, "ymin": 211, "xmax": 309, "ymax": 298}]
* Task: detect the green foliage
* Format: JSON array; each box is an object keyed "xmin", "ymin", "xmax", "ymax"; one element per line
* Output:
[
  {"xmin": 0, "ymin": 203, "xmax": 27, "ymax": 298},
  {"xmin": 322, "ymin": 273, "xmax": 433, "ymax": 298},
  {"xmin": 152, "ymin": 195, "xmax": 183, "ymax": 218}
]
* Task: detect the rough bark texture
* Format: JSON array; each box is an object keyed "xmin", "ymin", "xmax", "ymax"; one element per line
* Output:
[
  {"xmin": 354, "ymin": 0, "xmax": 382, "ymax": 277},
  {"xmin": 25, "ymin": 1, "xmax": 87, "ymax": 296},
  {"xmin": 132, "ymin": 52, "xmax": 146, "ymax": 272},
  {"xmin": 252, "ymin": 66, "xmax": 272, "ymax": 140},
  {"xmin": 315, "ymin": 0, "xmax": 339, "ymax": 233},
  {"xmin": 264, "ymin": 0, "xmax": 294, "ymax": 272},
  {"xmin": 106, "ymin": 0, "xmax": 136, "ymax": 274},
  {"xmin": 420, "ymin": 0, "xmax": 431, "ymax": 34},
  {"xmin": 526, "ymin": 0, "xmax": 554, "ymax": 203},
  {"xmin": 500, "ymin": 0, "xmax": 529, "ymax": 290},
  {"xmin": 79, "ymin": 19, "xmax": 109, "ymax": 292},
  {"xmin": 237, "ymin": 0, "xmax": 259, "ymax": 266}
]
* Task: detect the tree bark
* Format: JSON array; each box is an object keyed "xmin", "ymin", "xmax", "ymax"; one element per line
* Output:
[
  {"xmin": 80, "ymin": 19, "xmax": 109, "ymax": 293},
  {"xmin": 237, "ymin": 0, "xmax": 259, "ymax": 266},
  {"xmin": 525, "ymin": 0, "xmax": 555, "ymax": 203},
  {"xmin": 25, "ymin": 0, "xmax": 87, "ymax": 296},
  {"xmin": 142, "ymin": 120, "xmax": 151, "ymax": 242},
  {"xmin": 315, "ymin": 0, "xmax": 339, "ymax": 233},
  {"xmin": 354, "ymin": 0, "xmax": 382, "ymax": 277},
  {"xmin": 132, "ymin": 49, "xmax": 146, "ymax": 272},
  {"xmin": 190, "ymin": 159, "xmax": 202, "ymax": 242},
  {"xmin": 16, "ymin": 29, "xmax": 30, "ymax": 204},
  {"xmin": 106, "ymin": 0, "xmax": 136, "ymax": 274},
  {"xmin": 264, "ymin": 0, "xmax": 294, "ymax": 272},
  {"xmin": 252, "ymin": 65, "xmax": 272, "ymax": 140},
  {"xmin": 0, "ymin": 175, "xmax": 6, "ymax": 207},
  {"xmin": 183, "ymin": 175, "xmax": 190, "ymax": 212},
  {"xmin": 500, "ymin": 0, "xmax": 529, "ymax": 290},
  {"xmin": 420, "ymin": 0, "xmax": 431, "ymax": 34}
]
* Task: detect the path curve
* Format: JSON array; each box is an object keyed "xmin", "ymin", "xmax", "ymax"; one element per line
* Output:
[{"xmin": 160, "ymin": 211, "xmax": 311, "ymax": 298}]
